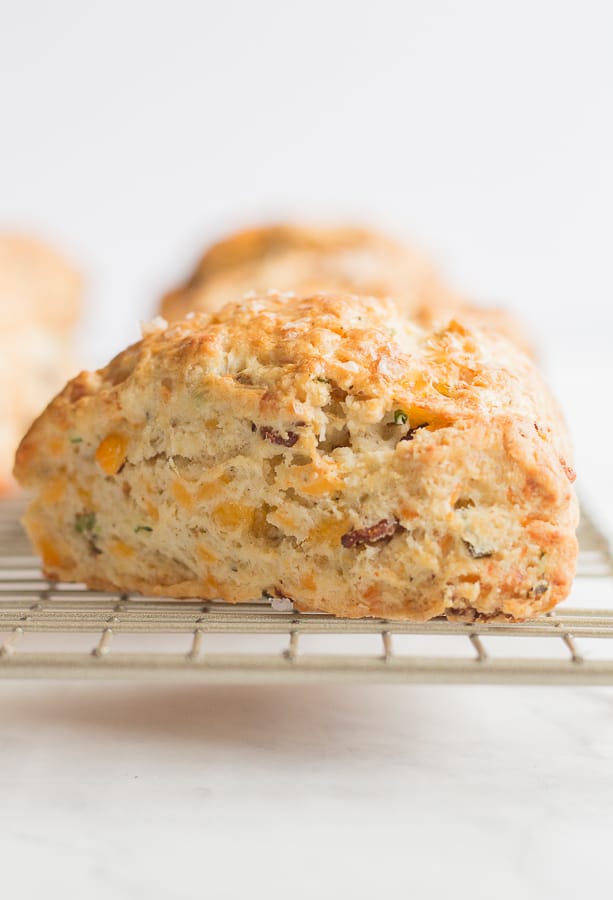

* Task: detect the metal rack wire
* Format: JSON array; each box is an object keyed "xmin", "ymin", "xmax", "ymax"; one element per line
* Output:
[{"xmin": 1, "ymin": 495, "xmax": 612, "ymax": 684}]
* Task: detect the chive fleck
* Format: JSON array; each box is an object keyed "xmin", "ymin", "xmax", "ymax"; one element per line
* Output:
[
  {"xmin": 393, "ymin": 409, "xmax": 408, "ymax": 425},
  {"xmin": 70, "ymin": 436, "xmax": 83, "ymax": 444},
  {"xmin": 134, "ymin": 525, "xmax": 153, "ymax": 533},
  {"xmin": 75, "ymin": 512, "xmax": 96, "ymax": 533}
]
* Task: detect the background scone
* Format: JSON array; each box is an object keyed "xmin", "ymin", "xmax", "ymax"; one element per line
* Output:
[
  {"xmin": 0, "ymin": 234, "xmax": 81, "ymax": 493},
  {"xmin": 160, "ymin": 223, "xmax": 454, "ymax": 323},
  {"xmin": 15, "ymin": 292, "xmax": 577, "ymax": 621},
  {"xmin": 160, "ymin": 223, "xmax": 532, "ymax": 352}
]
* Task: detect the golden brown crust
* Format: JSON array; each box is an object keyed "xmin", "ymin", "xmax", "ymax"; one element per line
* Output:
[{"xmin": 15, "ymin": 292, "xmax": 577, "ymax": 621}]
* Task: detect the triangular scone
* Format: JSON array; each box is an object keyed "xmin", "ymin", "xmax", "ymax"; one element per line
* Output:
[{"xmin": 14, "ymin": 292, "xmax": 578, "ymax": 621}]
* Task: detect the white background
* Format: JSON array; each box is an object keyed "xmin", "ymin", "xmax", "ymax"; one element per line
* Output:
[
  {"xmin": 1, "ymin": 0, "xmax": 612, "ymax": 361},
  {"xmin": 1, "ymin": 3, "xmax": 612, "ymax": 898}
]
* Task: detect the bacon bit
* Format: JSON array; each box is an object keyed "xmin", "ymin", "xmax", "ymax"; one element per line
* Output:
[
  {"xmin": 532, "ymin": 582, "xmax": 549, "ymax": 596},
  {"xmin": 260, "ymin": 426, "xmax": 299, "ymax": 447},
  {"xmin": 341, "ymin": 518, "xmax": 400, "ymax": 549},
  {"xmin": 463, "ymin": 540, "xmax": 493, "ymax": 559},
  {"xmin": 559, "ymin": 458, "xmax": 576, "ymax": 482},
  {"xmin": 534, "ymin": 422, "xmax": 549, "ymax": 442},
  {"xmin": 400, "ymin": 422, "xmax": 429, "ymax": 442}
]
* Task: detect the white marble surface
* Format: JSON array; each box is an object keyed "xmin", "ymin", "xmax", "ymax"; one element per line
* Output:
[
  {"xmin": 2, "ymin": 682, "xmax": 613, "ymax": 899},
  {"xmin": 1, "ymin": 349, "xmax": 612, "ymax": 899}
]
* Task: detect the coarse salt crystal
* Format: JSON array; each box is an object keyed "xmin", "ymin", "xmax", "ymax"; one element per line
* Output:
[
  {"xmin": 140, "ymin": 316, "xmax": 168, "ymax": 337},
  {"xmin": 271, "ymin": 595, "xmax": 294, "ymax": 612}
]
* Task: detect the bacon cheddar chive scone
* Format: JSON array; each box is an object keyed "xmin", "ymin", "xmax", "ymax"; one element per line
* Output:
[
  {"xmin": 160, "ymin": 224, "xmax": 455, "ymax": 323},
  {"xmin": 15, "ymin": 292, "xmax": 576, "ymax": 621},
  {"xmin": 160, "ymin": 223, "xmax": 533, "ymax": 354},
  {"xmin": 0, "ymin": 234, "xmax": 81, "ymax": 494}
]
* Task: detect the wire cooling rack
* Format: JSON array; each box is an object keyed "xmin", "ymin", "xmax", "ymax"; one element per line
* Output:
[{"xmin": 1, "ymin": 495, "xmax": 612, "ymax": 684}]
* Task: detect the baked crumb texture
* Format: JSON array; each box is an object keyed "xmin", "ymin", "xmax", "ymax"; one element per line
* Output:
[
  {"xmin": 1, "ymin": 235, "xmax": 81, "ymax": 494},
  {"xmin": 15, "ymin": 292, "xmax": 577, "ymax": 621},
  {"xmin": 160, "ymin": 223, "xmax": 533, "ymax": 354}
]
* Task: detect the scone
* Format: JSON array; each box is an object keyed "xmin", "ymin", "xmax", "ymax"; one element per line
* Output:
[
  {"xmin": 14, "ymin": 292, "xmax": 577, "ymax": 621},
  {"xmin": 160, "ymin": 223, "xmax": 533, "ymax": 353},
  {"xmin": 0, "ymin": 234, "xmax": 81, "ymax": 493}
]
